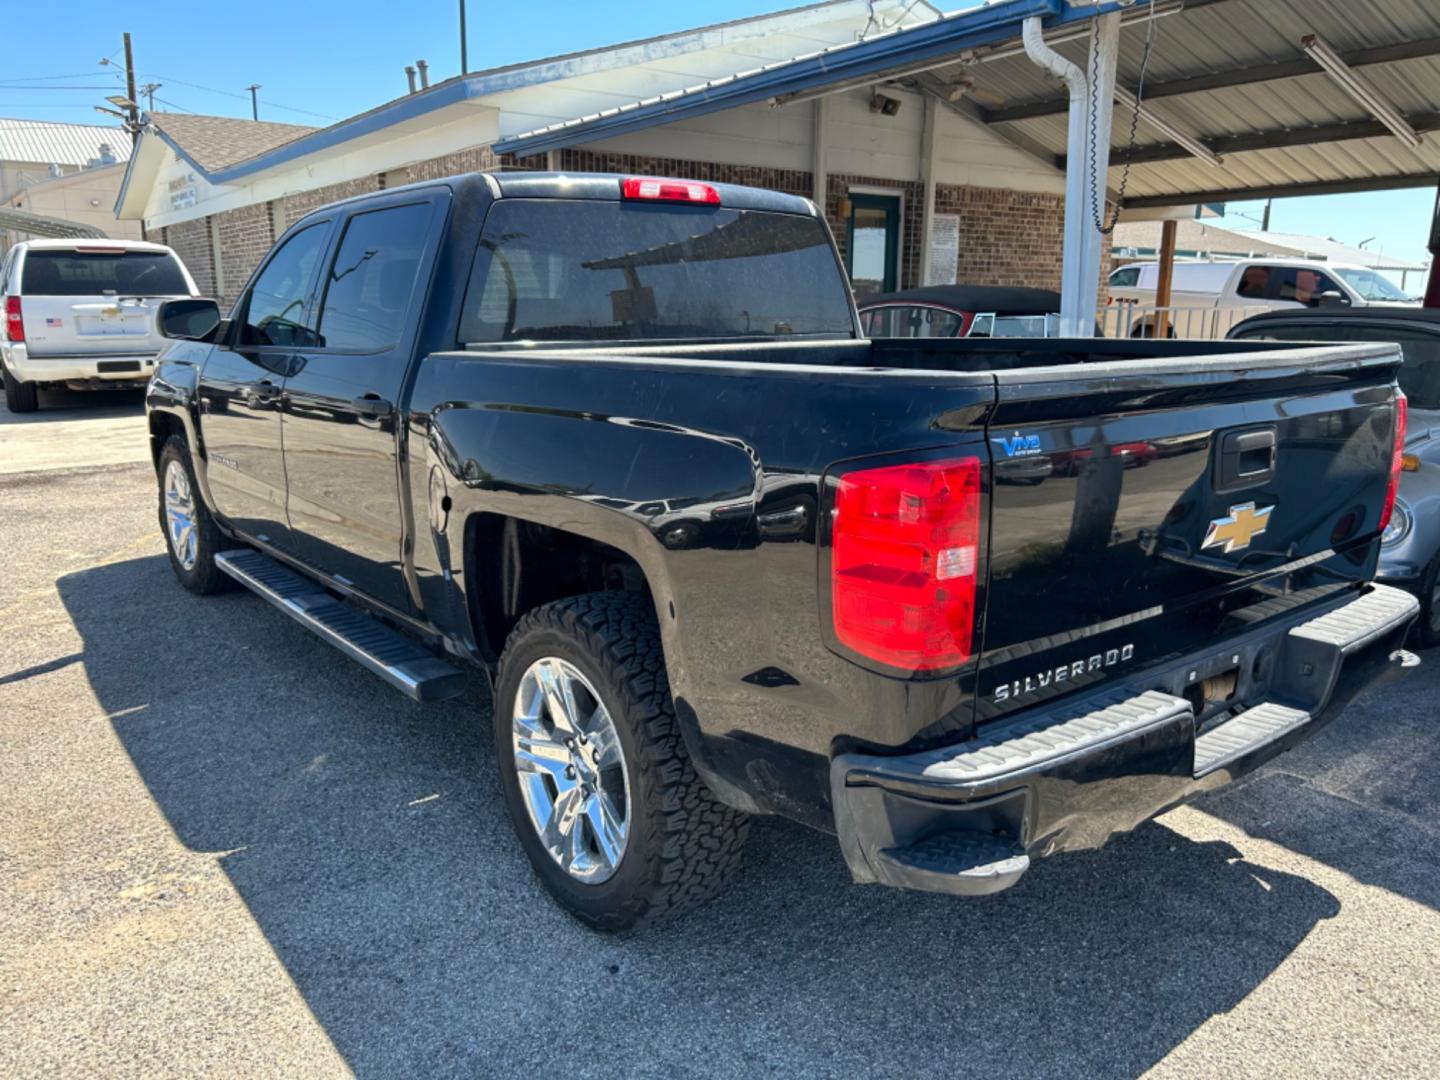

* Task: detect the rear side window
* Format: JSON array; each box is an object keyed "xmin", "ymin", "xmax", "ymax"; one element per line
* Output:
[
  {"xmin": 21, "ymin": 249, "xmax": 189, "ymax": 296},
  {"xmin": 1236, "ymin": 265, "xmax": 1271, "ymax": 299},
  {"xmin": 461, "ymin": 199, "xmax": 854, "ymax": 343},
  {"xmin": 316, "ymin": 202, "xmax": 432, "ymax": 351},
  {"xmin": 861, "ymin": 305, "xmax": 963, "ymax": 338}
]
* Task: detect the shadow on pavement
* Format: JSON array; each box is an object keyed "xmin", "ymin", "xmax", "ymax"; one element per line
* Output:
[
  {"xmin": 55, "ymin": 554, "xmax": 1379, "ymax": 1078},
  {"xmin": 1194, "ymin": 652, "xmax": 1440, "ymax": 912},
  {"xmin": 0, "ymin": 385, "xmax": 145, "ymax": 422}
]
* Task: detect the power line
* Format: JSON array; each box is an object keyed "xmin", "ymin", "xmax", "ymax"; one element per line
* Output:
[
  {"xmin": 140, "ymin": 71, "xmax": 336, "ymax": 120},
  {"xmin": 0, "ymin": 71, "xmax": 122, "ymax": 82}
]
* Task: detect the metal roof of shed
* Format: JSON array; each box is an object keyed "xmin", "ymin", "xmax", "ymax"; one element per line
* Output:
[{"xmin": 0, "ymin": 118, "xmax": 130, "ymax": 167}]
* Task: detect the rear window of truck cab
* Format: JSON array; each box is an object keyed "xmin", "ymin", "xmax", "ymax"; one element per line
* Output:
[
  {"xmin": 22, "ymin": 249, "xmax": 189, "ymax": 297},
  {"xmin": 460, "ymin": 199, "xmax": 855, "ymax": 343}
]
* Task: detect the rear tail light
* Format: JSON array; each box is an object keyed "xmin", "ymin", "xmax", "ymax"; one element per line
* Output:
[
  {"xmin": 4, "ymin": 295, "xmax": 21, "ymax": 342},
  {"xmin": 831, "ymin": 456, "xmax": 982, "ymax": 672},
  {"xmin": 1379, "ymin": 391, "xmax": 1408, "ymax": 532},
  {"xmin": 620, "ymin": 176, "xmax": 721, "ymax": 205}
]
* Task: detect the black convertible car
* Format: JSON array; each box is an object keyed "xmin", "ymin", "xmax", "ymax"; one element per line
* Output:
[{"xmin": 857, "ymin": 284, "xmax": 1062, "ymax": 339}]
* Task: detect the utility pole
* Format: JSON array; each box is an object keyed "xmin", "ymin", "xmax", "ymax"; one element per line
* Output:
[
  {"xmin": 139, "ymin": 82, "xmax": 161, "ymax": 112},
  {"xmin": 122, "ymin": 32, "xmax": 140, "ymax": 147},
  {"xmin": 459, "ymin": 0, "xmax": 469, "ymax": 74},
  {"xmin": 1261, "ymin": 197, "xmax": 1273, "ymax": 231},
  {"xmin": 246, "ymin": 84, "xmax": 261, "ymax": 121}
]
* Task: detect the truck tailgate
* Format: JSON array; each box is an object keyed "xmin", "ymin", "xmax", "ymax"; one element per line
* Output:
[{"xmin": 977, "ymin": 343, "xmax": 1402, "ymax": 723}]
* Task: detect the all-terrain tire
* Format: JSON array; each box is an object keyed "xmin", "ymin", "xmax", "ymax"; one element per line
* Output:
[
  {"xmin": 3, "ymin": 365, "xmax": 37, "ymax": 413},
  {"xmin": 494, "ymin": 591, "xmax": 750, "ymax": 931},
  {"xmin": 157, "ymin": 435, "xmax": 235, "ymax": 595}
]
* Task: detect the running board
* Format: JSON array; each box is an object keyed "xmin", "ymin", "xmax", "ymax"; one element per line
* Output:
[{"xmin": 214, "ymin": 549, "xmax": 467, "ymax": 703}]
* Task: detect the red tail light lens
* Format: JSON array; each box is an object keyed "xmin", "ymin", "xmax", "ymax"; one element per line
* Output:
[
  {"xmin": 620, "ymin": 176, "xmax": 721, "ymax": 205},
  {"xmin": 4, "ymin": 295, "xmax": 21, "ymax": 343},
  {"xmin": 1379, "ymin": 391, "xmax": 1408, "ymax": 531},
  {"xmin": 831, "ymin": 456, "xmax": 982, "ymax": 672}
]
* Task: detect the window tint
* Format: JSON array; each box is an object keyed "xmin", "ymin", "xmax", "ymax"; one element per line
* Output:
[
  {"xmin": 22, "ymin": 249, "xmax": 189, "ymax": 296},
  {"xmin": 240, "ymin": 223, "xmax": 329, "ymax": 347},
  {"xmin": 861, "ymin": 304, "xmax": 964, "ymax": 338},
  {"xmin": 1235, "ymin": 265, "xmax": 1271, "ymax": 299},
  {"xmin": 1109, "ymin": 267, "xmax": 1140, "ymax": 288},
  {"xmin": 1271, "ymin": 267, "xmax": 1344, "ymax": 306},
  {"xmin": 316, "ymin": 203, "xmax": 431, "ymax": 351},
  {"xmin": 461, "ymin": 199, "xmax": 854, "ymax": 343}
]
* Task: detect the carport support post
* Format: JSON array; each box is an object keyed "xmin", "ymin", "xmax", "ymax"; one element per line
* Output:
[
  {"xmin": 1025, "ymin": 12, "xmax": 1120, "ymax": 337},
  {"xmin": 1154, "ymin": 219, "xmax": 1177, "ymax": 337}
]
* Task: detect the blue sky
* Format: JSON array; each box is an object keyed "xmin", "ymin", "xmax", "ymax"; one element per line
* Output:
[{"xmin": 3, "ymin": 1, "xmax": 1433, "ymax": 274}]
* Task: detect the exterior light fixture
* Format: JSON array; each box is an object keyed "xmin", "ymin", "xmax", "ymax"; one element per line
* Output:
[
  {"xmin": 1113, "ymin": 85, "xmax": 1221, "ymax": 167},
  {"xmin": 1301, "ymin": 33, "xmax": 1420, "ymax": 149}
]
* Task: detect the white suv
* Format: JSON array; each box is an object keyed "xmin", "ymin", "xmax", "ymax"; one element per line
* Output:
[{"xmin": 1, "ymin": 239, "xmax": 197, "ymax": 412}]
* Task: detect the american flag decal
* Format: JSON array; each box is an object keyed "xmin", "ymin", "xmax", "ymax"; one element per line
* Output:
[{"xmin": 45, "ymin": 317, "xmax": 63, "ymax": 327}]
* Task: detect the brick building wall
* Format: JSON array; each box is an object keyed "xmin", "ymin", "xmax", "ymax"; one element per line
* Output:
[
  {"xmin": 212, "ymin": 203, "xmax": 275, "ymax": 309},
  {"xmin": 162, "ymin": 217, "xmax": 216, "ymax": 298},
  {"xmin": 935, "ymin": 184, "xmax": 1065, "ymax": 290}
]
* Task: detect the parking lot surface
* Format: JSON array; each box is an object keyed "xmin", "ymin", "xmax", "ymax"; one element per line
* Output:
[{"xmin": 2, "ymin": 396, "xmax": 1437, "ymax": 1078}]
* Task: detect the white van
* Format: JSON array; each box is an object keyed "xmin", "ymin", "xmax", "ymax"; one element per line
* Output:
[
  {"xmin": 1105, "ymin": 256, "xmax": 1417, "ymax": 338},
  {"xmin": 1, "ymin": 239, "xmax": 197, "ymax": 412}
]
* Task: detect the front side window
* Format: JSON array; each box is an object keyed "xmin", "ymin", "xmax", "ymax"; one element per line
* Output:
[
  {"xmin": 21, "ymin": 249, "xmax": 189, "ymax": 297},
  {"xmin": 461, "ymin": 199, "xmax": 855, "ymax": 343},
  {"xmin": 1271, "ymin": 267, "xmax": 1344, "ymax": 306},
  {"xmin": 239, "ymin": 222, "xmax": 329, "ymax": 347},
  {"xmin": 316, "ymin": 202, "xmax": 432, "ymax": 351},
  {"xmin": 1109, "ymin": 267, "xmax": 1140, "ymax": 288},
  {"xmin": 860, "ymin": 305, "xmax": 964, "ymax": 338}
]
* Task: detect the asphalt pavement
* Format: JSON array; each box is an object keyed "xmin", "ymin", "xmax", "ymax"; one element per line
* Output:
[{"xmin": 1, "ymin": 393, "xmax": 1437, "ymax": 1078}]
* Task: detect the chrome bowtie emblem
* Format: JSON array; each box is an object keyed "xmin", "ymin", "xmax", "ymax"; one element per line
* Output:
[{"xmin": 1202, "ymin": 501, "xmax": 1273, "ymax": 554}]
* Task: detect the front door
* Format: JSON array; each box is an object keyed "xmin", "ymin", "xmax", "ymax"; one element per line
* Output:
[
  {"xmin": 845, "ymin": 193, "xmax": 900, "ymax": 299},
  {"xmin": 198, "ymin": 218, "xmax": 332, "ymax": 548},
  {"xmin": 281, "ymin": 192, "xmax": 443, "ymax": 613}
]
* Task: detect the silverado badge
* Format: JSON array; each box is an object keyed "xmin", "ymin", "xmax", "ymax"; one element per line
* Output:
[{"xmin": 1201, "ymin": 501, "xmax": 1273, "ymax": 554}]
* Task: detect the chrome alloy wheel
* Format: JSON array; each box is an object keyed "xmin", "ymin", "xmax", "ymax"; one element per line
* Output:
[
  {"xmin": 163, "ymin": 459, "xmax": 198, "ymax": 571},
  {"xmin": 511, "ymin": 657, "xmax": 630, "ymax": 884}
]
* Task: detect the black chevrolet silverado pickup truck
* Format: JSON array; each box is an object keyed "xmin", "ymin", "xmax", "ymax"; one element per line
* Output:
[{"xmin": 146, "ymin": 171, "xmax": 1417, "ymax": 930}]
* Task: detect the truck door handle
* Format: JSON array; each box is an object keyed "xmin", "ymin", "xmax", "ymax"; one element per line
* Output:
[{"xmin": 351, "ymin": 393, "xmax": 394, "ymax": 419}]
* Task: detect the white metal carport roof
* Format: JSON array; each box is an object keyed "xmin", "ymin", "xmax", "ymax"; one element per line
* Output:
[{"xmin": 961, "ymin": 0, "xmax": 1440, "ymax": 207}]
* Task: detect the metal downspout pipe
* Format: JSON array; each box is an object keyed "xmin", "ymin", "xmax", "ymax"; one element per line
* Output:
[{"xmin": 1023, "ymin": 13, "xmax": 1118, "ymax": 337}]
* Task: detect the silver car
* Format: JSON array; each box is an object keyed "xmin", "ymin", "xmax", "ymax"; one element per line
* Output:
[{"xmin": 1229, "ymin": 307, "xmax": 1440, "ymax": 645}]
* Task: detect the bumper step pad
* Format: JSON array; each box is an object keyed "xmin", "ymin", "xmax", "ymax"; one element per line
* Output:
[
  {"xmin": 876, "ymin": 832, "xmax": 1030, "ymax": 897},
  {"xmin": 1193, "ymin": 702, "xmax": 1309, "ymax": 778},
  {"xmin": 215, "ymin": 549, "xmax": 466, "ymax": 703}
]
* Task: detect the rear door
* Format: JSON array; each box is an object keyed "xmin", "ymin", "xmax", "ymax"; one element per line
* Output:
[
  {"xmin": 281, "ymin": 191, "xmax": 444, "ymax": 612},
  {"xmin": 199, "ymin": 218, "xmax": 334, "ymax": 548},
  {"xmin": 18, "ymin": 246, "xmax": 192, "ymax": 365},
  {"xmin": 976, "ymin": 346, "xmax": 1400, "ymax": 723}
]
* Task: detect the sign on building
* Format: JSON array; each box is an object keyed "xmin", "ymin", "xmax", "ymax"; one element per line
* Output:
[
  {"xmin": 926, "ymin": 213, "xmax": 959, "ymax": 286},
  {"xmin": 168, "ymin": 173, "xmax": 198, "ymax": 212}
]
